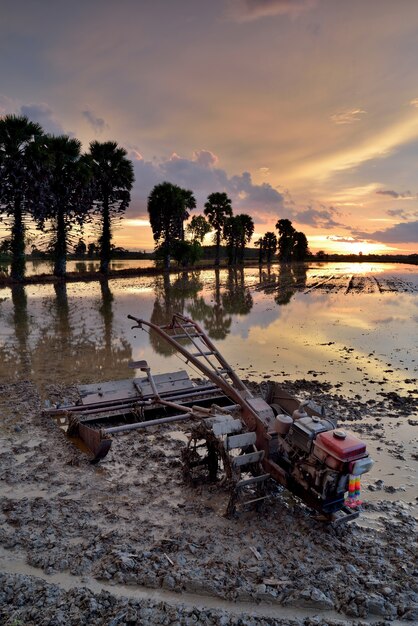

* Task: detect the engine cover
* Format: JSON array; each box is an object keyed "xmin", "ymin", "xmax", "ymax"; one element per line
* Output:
[
  {"xmin": 313, "ymin": 429, "xmax": 367, "ymax": 470},
  {"xmin": 287, "ymin": 416, "xmax": 334, "ymax": 454}
]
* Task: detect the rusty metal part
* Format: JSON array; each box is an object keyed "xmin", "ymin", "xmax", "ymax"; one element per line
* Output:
[
  {"xmin": 43, "ymin": 382, "xmax": 220, "ymax": 418},
  {"xmin": 53, "ymin": 312, "xmax": 372, "ymax": 522},
  {"xmin": 128, "ymin": 315, "xmax": 259, "ymax": 427}
]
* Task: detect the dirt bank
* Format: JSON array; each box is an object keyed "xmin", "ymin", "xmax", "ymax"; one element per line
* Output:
[{"xmin": 0, "ymin": 379, "xmax": 417, "ymax": 625}]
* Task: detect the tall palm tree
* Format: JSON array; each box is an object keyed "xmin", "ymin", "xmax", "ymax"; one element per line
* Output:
[
  {"xmin": 0, "ymin": 114, "xmax": 44, "ymax": 280},
  {"xmin": 276, "ymin": 218, "xmax": 296, "ymax": 262},
  {"xmin": 35, "ymin": 135, "xmax": 92, "ymax": 277},
  {"xmin": 204, "ymin": 192, "xmax": 232, "ymax": 266},
  {"xmin": 223, "ymin": 215, "xmax": 241, "ymax": 265},
  {"xmin": 89, "ymin": 141, "xmax": 134, "ymax": 274},
  {"xmin": 254, "ymin": 237, "xmax": 264, "ymax": 264},
  {"xmin": 148, "ymin": 181, "xmax": 196, "ymax": 270},
  {"xmin": 237, "ymin": 213, "xmax": 254, "ymax": 263},
  {"xmin": 293, "ymin": 231, "xmax": 310, "ymax": 261},
  {"xmin": 263, "ymin": 231, "xmax": 278, "ymax": 263}
]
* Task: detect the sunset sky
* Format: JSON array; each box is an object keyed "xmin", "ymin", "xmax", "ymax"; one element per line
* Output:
[{"xmin": 2, "ymin": 0, "xmax": 418, "ymax": 254}]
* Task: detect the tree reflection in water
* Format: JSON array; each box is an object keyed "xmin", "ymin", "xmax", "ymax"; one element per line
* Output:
[
  {"xmin": 187, "ymin": 269, "xmax": 232, "ymax": 340},
  {"xmin": 0, "ymin": 280, "xmax": 133, "ymax": 390},
  {"xmin": 222, "ymin": 267, "xmax": 253, "ymax": 315},
  {"xmin": 257, "ymin": 263, "xmax": 308, "ymax": 305},
  {"xmin": 1, "ymin": 284, "xmax": 32, "ymax": 379},
  {"xmin": 150, "ymin": 271, "xmax": 203, "ymax": 356},
  {"xmin": 149, "ymin": 268, "xmax": 255, "ymax": 356}
]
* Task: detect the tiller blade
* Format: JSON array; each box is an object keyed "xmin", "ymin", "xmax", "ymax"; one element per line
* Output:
[{"xmin": 68, "ymin": 415, "xmax": 112, "ymax": 463}]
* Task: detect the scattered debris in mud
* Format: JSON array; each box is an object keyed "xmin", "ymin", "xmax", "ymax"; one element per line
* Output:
[{"xmin": 0, "ymin": 379, "xmax": 417, "ymax": 625}]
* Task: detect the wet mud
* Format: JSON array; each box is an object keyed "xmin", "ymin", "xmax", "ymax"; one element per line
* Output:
[{"xmin": 0, "ymin": 380, "xmax": 417, "ymax": 625}]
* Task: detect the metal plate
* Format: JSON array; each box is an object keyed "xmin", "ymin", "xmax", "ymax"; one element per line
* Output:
[
  {"xmin": 78, "ymin": 379, "xmax": 139, "ymax": 406},
  {"xmin": 134, "ymin": 370, "xmax": 193, "ymax": 397}
]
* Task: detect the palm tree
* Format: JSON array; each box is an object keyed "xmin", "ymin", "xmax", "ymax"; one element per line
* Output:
[
  {"xmin": 203, "ymin": 192, "xmax": 232, "ymax": 266},
  {"xmin": 89, "ymin": 141, "xmax": 134, "ymax": 274},
  {"xmin": 263, "ymin": 231, "xmax": 278, "ymax": 263},
  {"xmin": 186, "ymin": 215, "xmax": 211, "ymax": 243},
  {"xmin": 223, "ymin": 215, "xmax": 240, "ymax": 265},
  {"xmin": 293, "ymin": 231, "xmax": 310, "ymax": 261},
  {"xmin": 275, "ymin": 218, "xmax": 296, "ymax": 262},
  {"xmin": 254, "ymin": 237, "xmax": 264, "ymax": 264},
  {"xmin": 35, "ymin": 135, "xmax": 92, "ymax": 277},
  {"xmin": 147, "ymin": 181, "xmax": 196, "ymax": 270},
  {"xmin": 236, "ymin": 213, "xmax": 254, "ymax": 263},
  {"xmin": 0, "ymin": 114, "xmax": 44, "ymax": 280}
]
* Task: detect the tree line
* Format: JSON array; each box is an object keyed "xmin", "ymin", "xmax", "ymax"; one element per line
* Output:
[
  {"xmin": 0, "ymin": 115, "xmax": 134, "ymax": 280},
  {"xmin": 147, "ymin": 183, "xmax": 309, "ymax": 269},
  {"xmin": 0, "ymin": 114, "xmax": 310, "ymax": 281}
]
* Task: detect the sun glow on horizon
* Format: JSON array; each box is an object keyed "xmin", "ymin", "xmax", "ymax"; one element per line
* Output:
[{"xmin": 308, "ymin": 235, "xmax": 395, "ymax": 256}]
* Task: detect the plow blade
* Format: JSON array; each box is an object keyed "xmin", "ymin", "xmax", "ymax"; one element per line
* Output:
[{"xmin": 72, "ymin": 419, "xmax": 112, "ymax": 463}]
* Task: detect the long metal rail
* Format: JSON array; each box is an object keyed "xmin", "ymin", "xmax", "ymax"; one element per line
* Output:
[{"xmin": 127, "ymin": 314, "xmax": 261, "ymax": 430}]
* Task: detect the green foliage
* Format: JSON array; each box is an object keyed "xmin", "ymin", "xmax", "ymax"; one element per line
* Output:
[
  {"xmin": 223, "ymin": 213, "xmax": 254, "ymax": 265},
  {"xmin": 293, "ymin": 231, "xmax": 309, "ymax": 261},
  {"xmin": 148, "ymin": 181, "xmax": 196, "ymax": 270},
  {"xmin": 0, "ymin": 237, "xmax": 11, "ymax": 256},
  {"xmin": 204, "ymin": 192, "xmax": 233, "ymax": 265},
  {"xmin": 274, "ymin": 219, "xmax": 309, "ymax": 262},
  {"xmin": 89, "ymin": 141, "xmax": 134, "ymax": 274},
  {"xmin": 171, "ymin": 239, "xmax": 203, "ymax": 266},
  {"xmin": 35, "ymin": 135, "xmax": 92, "ymax": 277},
  {"xmin": 74, "ymin": 238, "xmax": 87, "ymax": 256},
  {"xmin": 275, "ymin": 218, "xmax": 295, "ymax": 262},
  {"xmin": 186, "ymin": 214, "xmax": 211, "ymax": 242},
  {"xmin": 263, "ymin": 231, "xmax": 278, "ymax": 263},
  {"xmin": 0, "ymin": 114, "xmax": 45, "ymax": 280}
]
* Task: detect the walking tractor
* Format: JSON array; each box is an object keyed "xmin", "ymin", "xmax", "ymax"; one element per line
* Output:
[{"xmin": 46, "ymin": 314, "xmax": 374, "ymax": 523}]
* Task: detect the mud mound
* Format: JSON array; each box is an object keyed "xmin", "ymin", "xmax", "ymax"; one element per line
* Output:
[{"xmin": 0, "ymin": 382, "xmax": 417, "ymax": 624}]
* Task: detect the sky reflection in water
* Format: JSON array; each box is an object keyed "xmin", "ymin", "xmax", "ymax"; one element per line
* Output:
[
  {"xmin": 0, "ymin": 262, "xmax": 416, "ymax": 401},
  {"xmin": 1, "ymin": 262, "xmax": 417, "ymax": 504}
]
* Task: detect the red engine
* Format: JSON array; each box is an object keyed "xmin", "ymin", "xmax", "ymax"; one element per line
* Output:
[{"xmin": 271, "ymin": 414, "xmax": 373, "ymax": 515}]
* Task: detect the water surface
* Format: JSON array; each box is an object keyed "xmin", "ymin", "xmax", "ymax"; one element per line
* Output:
[{"xmin": 1, "ymin": 262, "xmax": 417, "ymax": 505}]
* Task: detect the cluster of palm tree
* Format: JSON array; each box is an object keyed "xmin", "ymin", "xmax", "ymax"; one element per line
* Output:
[
  {"xmin": 275, "ymin": 218, "xmax": 309, "ymax": 262},
  {"xmin": 204, "ymin": 193, "xmax": 255, "ymax": 266},
  {"xmin": 255, "ymin": 220, "xmax": 309, "ymax": 264},
  {"xmin": 0, "ymin": 114, "xmax": 134, "ymax": 280},
  {"xmin": 147, "ymin": 185, "xmax": 255, "ymax": 268}
]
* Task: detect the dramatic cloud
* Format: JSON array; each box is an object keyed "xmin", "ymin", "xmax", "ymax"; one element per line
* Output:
[
  {"xmin": 82, "ymin": 109, "xmax": 108, "ymax": 134},
  {"xmin": 20, "ymin": 103, "xmax": 67, "ymax": 135},
  {"xmin": 129, "ymin": 150, "xmax": 286, "ymax": 221},
  {"xmin": 193, "ymin": 149, "xmax": 219, "ymax": 168},
  {"xmin": 354, "ymin": 221, "xmax": 418, "ymax": 244},
  {"xmin": 376, "ymin": 189, "xmax": 413, "ymax": 199},
  {"xmin": 295, "ymin": 205, "xmax": 344, "ymax": 229},
  {"xmin": 387, "ymin": 208, "xmax": 418, "ymax": 220},
  {"xmin": 330, "ymin": 109, "xmax": 366, "ymax": 125},
  {"xmin": 229, "ymin": 0, "xmax": 318, "ymax": 21}
]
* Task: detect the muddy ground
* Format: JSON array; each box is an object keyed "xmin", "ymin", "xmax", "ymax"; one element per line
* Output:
[{"xmin": 0, "ymin": 375, "xmax": 417, "ymax": 626}]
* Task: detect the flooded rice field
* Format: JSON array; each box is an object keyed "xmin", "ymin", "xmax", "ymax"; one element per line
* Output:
[
  {"xmin": 0, "ymin": 262, "xmax": 417, "ymax": 624},
  {"xmin": 0, "ymin": 262, "xmax": 417, "ymax": 502},
  {"xmin": 3, "ymin": 258, "xmax": 155, "ymax": 277},
  {"xmin": 0, "ymin": 261, "xmax": 417, "ymax": 393}
]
